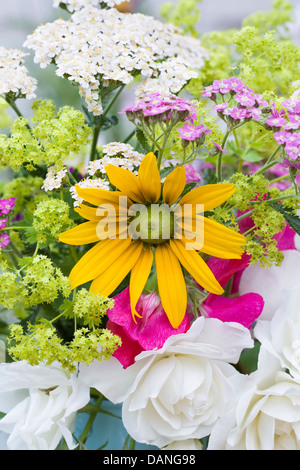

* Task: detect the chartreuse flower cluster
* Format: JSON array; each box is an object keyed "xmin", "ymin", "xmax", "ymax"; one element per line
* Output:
[
  {"xmin": 0, "ymin": 99, "xmax": 91, "ymax": 171},
  {"xmin": 7, "ymin": 286, "xmax": 119, "ymax": 372}
]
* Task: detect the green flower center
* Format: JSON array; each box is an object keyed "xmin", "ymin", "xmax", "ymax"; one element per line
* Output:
[{"xmin": 129, "ymin": 204, "xmax": 174, "ymax": 244}]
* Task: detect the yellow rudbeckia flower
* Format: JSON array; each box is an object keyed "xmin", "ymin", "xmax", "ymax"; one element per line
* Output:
[{"xmin": 59, "ymin": 152, "xmax": 246, "ymax": 329}]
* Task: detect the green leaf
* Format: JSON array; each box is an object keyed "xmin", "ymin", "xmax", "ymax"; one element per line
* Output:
[
  {"xmin": 270, "ymin": 202, "xmax": 300, "ymax": 235},
  {"xmin": 135, "ymin": 128, "xmax": 151, "ymax": 153},
  {"xmin": 242, "ymin": 150, "xmax": 264, "ymax": 162}
]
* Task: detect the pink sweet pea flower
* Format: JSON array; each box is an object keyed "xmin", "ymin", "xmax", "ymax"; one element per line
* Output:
[
  {"xmin": 201, "ymin": 254, "xmax": 264, "ymax": 329},
  {"xmin": 107, "ymin": 288, "xmax": 191, "ymax": 368}
]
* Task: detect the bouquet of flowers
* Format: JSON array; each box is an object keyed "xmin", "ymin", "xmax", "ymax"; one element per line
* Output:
[{"xmin": 1, "ymin": 0, "xmax": 300, "ymax": 451}]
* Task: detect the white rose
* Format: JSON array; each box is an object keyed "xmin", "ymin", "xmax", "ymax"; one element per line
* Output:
[
  {"xmin": 0, "ymin": 361, "xmax": 90, "ymax": 450},
  {"xmin": 208, "ymin": 348, "xmax": 300, "ymax": 450},
  {"xmin": 239, "ymin": 250, "xmax": 300, "ymax": 321},
  {"xmin": 254, "ymin": 285, "xmax": 300, "ymax": 380},
  {"xmin": 163, "ymin": 439, "xmax": 203, "ymax": 450},
  {"xmin": 80, "ymin": 317, "xmax": 253, "ymax": 448}
]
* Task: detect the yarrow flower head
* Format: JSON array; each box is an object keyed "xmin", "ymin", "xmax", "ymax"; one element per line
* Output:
[
  {"xmin": 0, "ymin": 197, "xmax": 17, "ymax": 215},
  {"xmin": 0, "ymin": 47, "xmax": 37, "ymax": 100},
  {"xmin": 53, "ymin": 0, "xmax": 131, "ymax": 11},
  {"xmin": 122, "ymin": 93, "xmax": 198, "ymax": 125},
  {"xmin": 87, "ymin": 142, "xmax": 144, "ymax": 177},
  {"xmin": 24, "ymin": 7, "xmax": 207, "ymax": 115},
  {"xmin": 59, "ymin": 152, "xmax": 246, "ymax": 329},
  {"xmin": 178, "ymin": 122, "xmax": 212, "ymax": 147},
  {"xmin": 0, "ymin": 233, "xmax": 10, "ymax": 249},
  {"xmin": 202, "ymin": 77, "xmax": 267, "ymax": 127}
]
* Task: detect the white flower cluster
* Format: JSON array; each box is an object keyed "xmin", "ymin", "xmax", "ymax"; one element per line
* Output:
[
  {"xmin": 0, "ymin": 47, "xmax": 37, "ymax": 99},
  {"xmin": 42, "ymin": 166, "xmax": 68, "ymax": 192},
  {"xmin": 24, "ymin": 7, "xmax": 207, "ymax": 115},
  {"xmin": 53, "ymin": 0, "xmax": 131, "ymax": 11},
  {"xmin": 70, "ymin": 178, "xmax": 110, "ymax": 207},
  {"xmin": 87, "ymin": 142, "xmax": 144, "ymax": 176}
]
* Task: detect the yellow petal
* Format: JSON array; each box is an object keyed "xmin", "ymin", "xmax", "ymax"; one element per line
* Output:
[
  {"xmin": 89, "ymin": 241, "xmax": 143, "ymax": 296},
  {"xmin": 169, "ymin": 239, "xmax": 224, "ymax": 295},
  {"xmin": 75, "ymin": 204, "xmax": 99, "ymax": 221},
  {"xmin": 163, "ymin": 165, "xmax": 186, "ymax": 205},
  {"xmin": 138, "ymin": 152, "xmax": 161, "ymax": 203},
  {"xmin": 175, "ymin": 214, "xmax": 245, "ymax": 258},
  {"xmin": 179, "ymin": 183, "xmax": 236, "ymax": 212},
  {"xmin": 200, "ymin": 216, "xmax": 246, "ymax": 258},
  {"xmin": 75, "ymin": 184, "xmax": 130, "ymax": 208},
  {"xmin": 130, "ymin": 244, "xmax": 154, "ymax": 321},
  {"xmin": 155, "ymin": 243, "xmax": 187, "ymax": 329},
  {"xmin": 69, "ymin": 237, "xmax": 132, "ymax": 288},
  {"xmin": 59, "ymin": 221, "xmax": 99, "ymax": 245},
  {"xmin": 105, "ymin": 164, "xmax": 146, "ymax": 203}
]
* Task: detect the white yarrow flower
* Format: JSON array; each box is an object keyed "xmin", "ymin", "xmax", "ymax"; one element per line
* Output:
[{"xmin": 0, "ymin": 47, "xmax": 37, "ymax": 99}]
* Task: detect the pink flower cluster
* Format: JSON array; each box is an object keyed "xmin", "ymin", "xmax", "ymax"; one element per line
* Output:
[
  {"xmin": 177, "ymin": 122, "xmax": 212, "ymax": 145},
  {"xmin": 202, "ymin": 77, "xmax": 267, "ymax": 125},
  {"xmin": 270, "ymin": 97, "xmax": 300, "ymax": 169},
  {"xmin": 121, "ymin": 92, "xmax": 197, "ymax": 124},
  {"xmin": 0, "ymin": 197, "xmax": 17, "ymax": 249}
]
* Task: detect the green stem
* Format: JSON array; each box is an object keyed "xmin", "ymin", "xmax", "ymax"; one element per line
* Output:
[
  {"xmin": 123, "ymin": 129, "xmax": 135, "ymax": 144},
  {"xmin": 216, "ymin": 130, "xmax": 230, "ymax": 182},
  {"xmin": 89, "ymin": 123, "xmax": 102, "ymax": 162},
  {"xmin": 79, "ymin": 395, "xmax": 104, "ymax": 444},
  {"xmin": 252, "ymin": 145, "xmax": 281, "ymax": 176},
  {"xmin": 103, "ymin": 85, "xmax": 125, "ymax": 117}
]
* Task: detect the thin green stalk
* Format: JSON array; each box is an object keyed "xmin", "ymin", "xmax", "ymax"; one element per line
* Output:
[
  {"xmin": 89, "ymin": 123, "xmax": 102, "ymax": 162},
  {"xmin": 216, "ymin": 130, "xmax": 230, "ymax": 182},
  {"xmin": 252, "ymin": 145, "xmax": 281, "ymax": 176},
  {"xmin": 103, "ymin": 85, "xmax": 125, "ymax": 117},
  {"xmin": 79, "ymin": 395, "xmax": 104, "ymax": 445}
]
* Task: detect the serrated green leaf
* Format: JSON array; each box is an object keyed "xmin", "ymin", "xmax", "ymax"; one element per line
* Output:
[
  {"xmin": 270, "ymin": 202, "xmax": 300, "ymax": 235},
  {"xmin": 135, "ymin": 128, "xmax": 151, "ymax": 153}
]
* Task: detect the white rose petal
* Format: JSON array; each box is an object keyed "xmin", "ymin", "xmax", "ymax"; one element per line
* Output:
[
  {"xmin": 80, "ymin": 317, "xmax": 253, "ymax": 448},
  {"xmin": 0, "ymin": 361, "xmax": 90, "ymax": 450}
]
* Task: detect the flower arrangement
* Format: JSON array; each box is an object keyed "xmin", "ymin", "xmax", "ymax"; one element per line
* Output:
[{"xmin": 1, "ymin": 0, "xmax": 300, "ymax": 451}]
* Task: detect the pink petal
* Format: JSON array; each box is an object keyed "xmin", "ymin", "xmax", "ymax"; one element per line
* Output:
[
  {"xmin": 107, "ymin": 287, "xmax": 191, "ymax": 351},
  {"xmin": 107, "ymin": 320, "xmax": 143, "ymax": 368},
  {"xmin": 202, "ymin": 293, "xmax": 264, "ymax": 329}
]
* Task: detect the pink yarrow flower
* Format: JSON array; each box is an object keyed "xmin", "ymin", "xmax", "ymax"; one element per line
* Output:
[
  {"xmin": 0, "ymin": 198, "xmax": 17, "ymax": 215},
  {"xmin": 0, "ymin": 219, "xmax": 7, "ymax": 230},
  {"xmin": 178, "ymin": 123, "xmax": 212, "ymax": 141},
  {"xmin": 0, "ymin": 233, "xmax": 10, "ymax": 249}
]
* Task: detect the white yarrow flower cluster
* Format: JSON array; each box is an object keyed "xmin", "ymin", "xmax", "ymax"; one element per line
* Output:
[
  {"xmin": 87, "ymin": 142, "xmax": 144, "ymax": 176},
  {"xmin": 0, "ymin": 47, "xmax": 37, "ymax": 99},
  {"xmin": 24, "ymin": 7, "xmax": 207, "ymax": 115},
  {"xmin": 53, "ymin": 0, "xmax": 131, "ymax": 11},
  {"xmin": 70, "ymin": 178, "xmax": 110, "ymax": 207},
  {"xmin": 42, "ymin": 166, "xmax": 68, "ymax": 191}
]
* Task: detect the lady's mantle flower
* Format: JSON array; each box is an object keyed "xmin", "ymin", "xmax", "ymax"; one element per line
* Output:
[
  {"xmin": 59, "ymin": 152, "xmax": 246, "ymax": 329},
  {"xmin": 0, "ymin": 361, "xmax": 90, "ymax": 450},
  {"xmin": 80, "ymin": 316, "xmax": 253, "ymax": 448}
]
